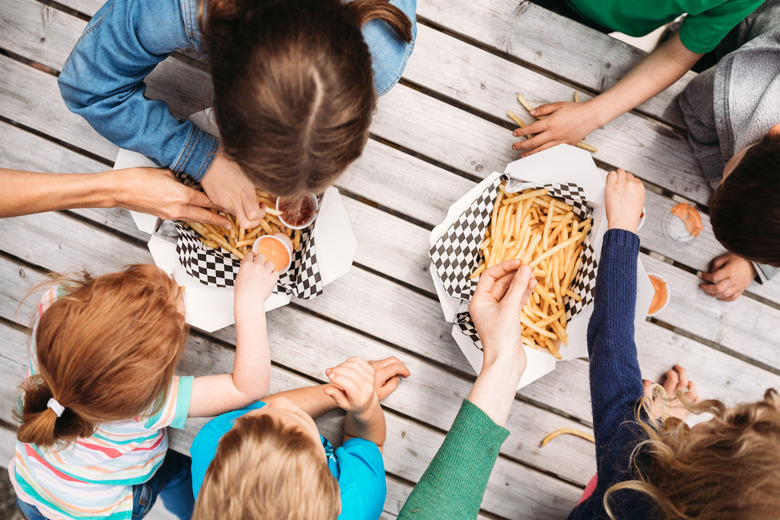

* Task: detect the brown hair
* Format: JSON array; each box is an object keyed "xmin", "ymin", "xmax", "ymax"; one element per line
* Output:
[
  {"xmin": 193, "ymin": 413, "xmax": 340, "ymax": 520},
  {"xmin": 15, "ymin": 265, "xmax": 188, "ymax": 447},
  {"xmin": 604, "ymin": 388, "xmax": 780, "ymax": 519},
  {"xmin": 202, "ymin": 0, "xmax": 413, "ymax": 197},
  {"xmin": 710, "ymin": 131, "xmax": 780, "ymax": 266}
]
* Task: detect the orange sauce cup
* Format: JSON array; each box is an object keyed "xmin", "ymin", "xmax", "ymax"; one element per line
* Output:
[
  {"xmin": 647, "ymin": 273, "xmax": 670, "ymax": 316},
  {"xmin": 252, "ymin": 233, "xmax": 293, "ymax": 273}
]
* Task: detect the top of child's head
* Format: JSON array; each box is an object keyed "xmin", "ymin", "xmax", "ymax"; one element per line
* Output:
[
  {"xmin": 710, "ymin": 125, "xmax": 780, "ymax": 267},
  {"xmin": 15, "ymin": 265, "xmax": 188, "ymax": 448},
  {"xmin": 193, "ymin": 407, "xmax": 340, "ymax": 520},
  {"xmin": 604, "ymin": 388, "xmax": 780, "ymax": 519},
  {"xmin": 203, "ymin": 0, "xmax": 413, "ymax": 198}
]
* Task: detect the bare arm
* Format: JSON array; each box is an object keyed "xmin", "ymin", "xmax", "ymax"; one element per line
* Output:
[
  {"xmin": 188, "ymin": 252, "xmax": 277, "ymax": 417},
  {"xmin": 0, "ymin": 167, "xmax": 230, "ymax": 226},
  {"xmin": 515, "ymin": 32, "xmax": 702, "ymax": 155},
  {"xmin": 263, "ymin": 385, "xmax": 340, "ymax": 419}
]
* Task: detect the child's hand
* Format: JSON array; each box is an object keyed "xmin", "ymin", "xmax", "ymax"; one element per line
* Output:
[
  {"xmin": 201, "ymin": 148, "xmax": 265, "ymax": 230},
  {"xmin": 469, "ymin": 260, "xmax": 536, "ymax": 376},
  {"xmin": 234, "ymin": 251, "xmax": 279, "ymax": 315},
  {"xmin": 605, "ymin": 168, "xmax": 645, "ymax": 233},
  {"xmin": 643, "ymin": 364, "xmax": 701, "ymax": 421},
  {"xmin": 368, "ymin": 357, "xmax": 411, "ymax": 401},
  {"xmin": 324, "ymin": 357, "xmax": 379, "ymax": 416},
  {"xmin": 700, "ymin": 253, "xmax": 756, "ymax": 301},
  {"xmin": 512, "ymin": 101, "xmax": 600, "ymax": 157}
]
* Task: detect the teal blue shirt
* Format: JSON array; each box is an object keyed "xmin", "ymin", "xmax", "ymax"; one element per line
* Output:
[{"xmin": 190, "ymin": 401, "xmax": 387, "ymax": 520}]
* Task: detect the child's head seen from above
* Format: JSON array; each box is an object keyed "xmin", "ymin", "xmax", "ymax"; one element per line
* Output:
[
  {"xmin": 710, "ymin": 123, "xmax": 780, "ymax": 267},
  {"xmin": 204, "ymin": 0, "xmax": 413, "ymax": 198},
  {"xmin": 193, "ymin": 398, "xmax": 340, "ymax": 519},
  {"xmin": 16, "ymin": 265, "xmax": 188, "ymax": 448}
]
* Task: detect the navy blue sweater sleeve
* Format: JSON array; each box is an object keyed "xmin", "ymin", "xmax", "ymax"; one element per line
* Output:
[{"xmin": 568, "ymin": 229, "xmax": 647, "ymax": 519}]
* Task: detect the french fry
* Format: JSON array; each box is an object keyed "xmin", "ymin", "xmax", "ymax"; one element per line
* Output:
[
  {"xmin": 470, "ymin": 183, "xmax": 590, "ymax": 358},
  {"xmin": 573, "ymin": 91, "xmax": 581, "ymax": 103},
  {"xmin": 540, "ymin": 427, "xmax": 594, "ymax": 447},
  {"xmin": 516, "ymin": 92, "xmax": 534, "ymax": 113}
]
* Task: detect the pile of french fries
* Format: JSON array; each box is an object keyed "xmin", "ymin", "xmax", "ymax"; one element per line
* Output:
[
  {"xmin": 470, "ymin": 183, "xmax": 591, "ymax": 359},
  {"xmin": 185, "ymin": 189, "xmax": 302, "ymax": 261}
]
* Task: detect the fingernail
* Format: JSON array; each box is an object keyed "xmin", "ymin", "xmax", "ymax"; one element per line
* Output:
[{"xmin": 530, "ymin": 108, "xmax": 537, "ymax": 115}]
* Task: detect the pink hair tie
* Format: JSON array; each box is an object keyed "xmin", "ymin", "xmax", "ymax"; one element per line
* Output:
[{"xmin": 47, "ymin": 398, "xmax": 65, "ymax": 418}]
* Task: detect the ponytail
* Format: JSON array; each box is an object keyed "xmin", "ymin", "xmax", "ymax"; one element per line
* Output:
[
  {"xmin": 15, "ymin": 265, "xmax": 188, "ymax": 448},
  {"xmin": 15, "ymin": 376, "xmax": 93, "ymax": 448},
  {"xmin": 346, "ymin": 0, "xmax": 413, "ymax": 43}
]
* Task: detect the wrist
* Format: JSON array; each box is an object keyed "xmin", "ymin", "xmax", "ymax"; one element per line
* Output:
[
  {"xmin": 99, "ymin": 170, "xmax": 125, "ymax": 209},
  {"xmin": 607, "ymin": 220, "xmax": 638, "ymax": 234},
  {"xmin": 585, "ymin": 96, "xmax": 616, "ymax": 129},
  {"xmin": 482, "ymin": 348, "xmax": 526, "ymax": 383},
  {"xmin": 351, "ymin": 395, "xmax": 381, "ymax": 421}
]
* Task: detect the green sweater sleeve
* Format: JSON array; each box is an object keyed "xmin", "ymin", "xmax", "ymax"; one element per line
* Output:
[{"xmin": 398, "ymin": 399, "xmax": 509, "ymax": 519}]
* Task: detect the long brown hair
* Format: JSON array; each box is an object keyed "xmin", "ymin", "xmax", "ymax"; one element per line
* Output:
[
  {"xmin": 605, "ymin": 389, "xmax": 780, "ymax": 519},
  {"xmin": 193, "ymin": 413, "xmax": 340, "ymax": 519},
  {"xmin": 202, "ymin": 0, "xmax": 413, "ymax": 197},
  {"xmin": 15, "ymin": 265, "xmax": 188, "ymax": 448}
]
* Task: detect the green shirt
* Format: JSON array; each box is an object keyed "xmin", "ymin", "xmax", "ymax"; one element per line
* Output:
[
  {"xmin": 567, "ymin": 0, "xmax": 765, "ymax": 53},
  {"xmin": 398, "ymin": 400, "xmax": 509, "ymax": 519}
]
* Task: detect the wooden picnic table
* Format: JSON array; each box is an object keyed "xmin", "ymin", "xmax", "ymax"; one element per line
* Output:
[{"xmin": 1, "ymin": 0, "xmax": 779, "ymax": 518}]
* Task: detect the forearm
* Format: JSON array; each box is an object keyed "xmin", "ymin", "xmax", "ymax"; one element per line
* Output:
[
  {"xmin": 398, "ymin": 400, "xmax": 508, "ymax": 520},
  {"xmin": 264, "ymin": 385, "xmax": 339, "ymax": 419},
  {"xmin": 232, "ymin": 312, "xmax": 271, "ymax": 399},
  {"xmin": 588, "ymin": 33, "xmax": 702, "ymax": 128},
  {"xmin": 466, "ymin": 356, "xmax": 524, "ymax": 427},
  {"xmin": 0, "ymin": 169, "xmax": 119, "ymax": 218},
  {"xmin": 344, "ymin": 400, "xmax": 386, "ymax": 449}
]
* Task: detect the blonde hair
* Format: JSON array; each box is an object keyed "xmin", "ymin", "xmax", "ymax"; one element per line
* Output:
[
  {"xmin": 193, "ymin": 412, "xmax": 340, "ymax": 520},
  {"xmin": 604, "ymin": 388, "xmax": 780, "ymax": 519},
  {"xmin": 15, "ymin": 265, "xmax": 187, "ymax": 448}
]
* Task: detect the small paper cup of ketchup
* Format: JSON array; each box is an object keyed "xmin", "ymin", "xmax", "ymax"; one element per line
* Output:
[
  {"xmin": 647, "ymin": 273, "xmax": 670, "ymax": 316},
  {"xmin": 276, "ymin": 194, "xmax": 318, "ymax": 230},
  {"xmin": 252, "ymin": 233, "xmax": 293, "ymax": 273}
]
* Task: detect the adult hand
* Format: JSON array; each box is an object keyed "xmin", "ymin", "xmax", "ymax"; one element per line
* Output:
[
  {"xmin": 200, "ymin": 149, "xmax": 265, "ymax": 229},
  {"xmin": 605, "ymin": 168, "xmax": 645, "ymax": 233},
  {"xmin": 700, "ymin": 253, "xmax": 756, "ymax": 301},
  {"xmin": 470, "ymin": 259, "xmax": 537, "ymax": 374},
  {"xmin": 368, "ymin": 357, "xmax": 411, "ymax": 401},
  {"xmin": 117, "ymin": 167, "xmax": 231, "ymax": 228},
  {"xmin": 512, "ymin": 101, "xmax": 600, "ymax": 157},
  {"xmin": 324, "ymin": 357, "xmax": 378, "ymax": 416},
  {"xmin": 234, "ymin": 251, "xmax": 279, "ymax": 318}
]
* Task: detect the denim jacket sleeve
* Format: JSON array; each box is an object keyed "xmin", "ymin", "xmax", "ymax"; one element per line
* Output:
[{"xmin": 57, "ymin": 0, "xmax": 218, "ymax": 181}]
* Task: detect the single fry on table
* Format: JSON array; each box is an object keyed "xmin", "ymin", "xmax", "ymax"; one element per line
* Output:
[{"xmin": 470, "ymin": 183, "xmax": 590, "ymax": 359}]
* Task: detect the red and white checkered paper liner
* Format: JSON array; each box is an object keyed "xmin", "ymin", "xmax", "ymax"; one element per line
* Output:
[{"xmin": 430, "ymin": 174, "xmax": 597, "ymax": 350}]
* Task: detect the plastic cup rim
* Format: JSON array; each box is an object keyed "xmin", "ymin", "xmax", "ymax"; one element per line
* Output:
[
  {"xmin": 252, "ymin": 234, "xmax": 293, "ymax": 273},
  {"xmin": 276, "ymin": 193, "xmax": 319, "ymax": 230}
]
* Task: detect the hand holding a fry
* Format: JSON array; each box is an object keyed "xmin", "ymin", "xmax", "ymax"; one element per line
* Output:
[
  {"xmin": 605, "ymin": 168, "xmax": 645, "ymax": 234},
  {"xmin": 512, "ymin": 101, "xmax": 600, "ymax": 157},
  {"xmin": 201, "ymin": 148, "xmax": 265, "ymax": 230},
  {"xmin": 234, "ymin": 251, "xmax": 279, "ymax": 317},
  {"xmin": 470, "ymin": 260, "xmax": 537, "ymax": 374}
]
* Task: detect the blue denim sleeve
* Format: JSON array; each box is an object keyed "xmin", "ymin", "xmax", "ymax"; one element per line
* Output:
[
  {"xmin": 363, "ymin": 0, "xmax": 417, "ymax": 96},
  {"xmin": 58, "ymin": 0, "xmax": 218, "ymax": 181}
]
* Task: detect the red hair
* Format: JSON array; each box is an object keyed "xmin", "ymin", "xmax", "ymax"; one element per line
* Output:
[{"xmin": 16, "ymin": 265, "xmax": 188, "ymax": 447}]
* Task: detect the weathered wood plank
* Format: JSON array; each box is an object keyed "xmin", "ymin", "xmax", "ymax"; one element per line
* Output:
[
  {"xmin": 0, "ymin": 0, "xmax": 212, "ymax": 121},
  {"xmin": 403, "ymin": 24, "xmax": 710, "ymax": 203},
  {"xmin": 416, "ymin": 0, "xmax": 694, "ymax": 128},
  {"xmin": 0, "ymin": 318, "xmax": 581, "ymax": 520}
]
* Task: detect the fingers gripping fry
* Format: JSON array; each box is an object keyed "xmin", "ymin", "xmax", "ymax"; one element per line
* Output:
[
  {"xmin": 470, "ymin": 183, "xmax": 589, "ymax": 358},
  {"xmin": 186, "ymin": 189, "xmax": 305, "ymax": 261}
]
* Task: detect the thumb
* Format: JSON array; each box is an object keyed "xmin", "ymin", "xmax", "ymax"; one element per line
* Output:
[
  {"xmin": 503, "ymin": 265, "xmax": 534, "ymax": 309},
  {"xmin": 530, "ymin": 102, "xmax": 561, "ymax": 118},
  {"xmin": 711, "ymin": 253, "xmax": 730, "ymax": 271}
]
